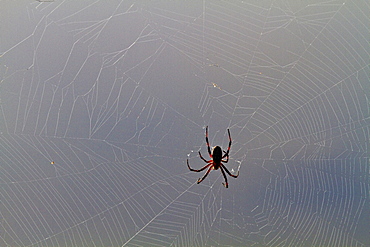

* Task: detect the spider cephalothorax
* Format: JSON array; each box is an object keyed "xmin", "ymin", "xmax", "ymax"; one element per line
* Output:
[{"xmin": 187, "ymin": 126, "xmax": 239, "ymax": 188}]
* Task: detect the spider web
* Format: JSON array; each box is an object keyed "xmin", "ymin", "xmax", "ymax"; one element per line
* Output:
[{"xmin": 1, "ymin": 0, "xmax": 369, "ymax": 246}]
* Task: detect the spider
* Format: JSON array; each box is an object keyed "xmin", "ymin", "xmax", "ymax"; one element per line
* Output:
[{"xmin": 187, "ymin": 126, "xmax": 239, "ymax": 188}]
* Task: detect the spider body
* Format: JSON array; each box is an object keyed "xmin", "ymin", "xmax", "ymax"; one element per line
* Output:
[
  {"xmin": 211, "ymin": 146, "xmax": 222, "ymax": 167},
  {"xmin": 187, "ymin": 126, "xmax": 239, "ymax": 188}
]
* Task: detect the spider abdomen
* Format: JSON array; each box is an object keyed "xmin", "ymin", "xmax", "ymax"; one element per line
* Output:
[{"xmin": 212, "ymin": 146, "xmax": 223, "ymax": 164}]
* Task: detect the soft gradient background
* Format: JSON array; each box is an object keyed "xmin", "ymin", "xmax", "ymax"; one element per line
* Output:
[{"xmin": 1, "ymin": 0, "xmax": 369, "ymax": 246}]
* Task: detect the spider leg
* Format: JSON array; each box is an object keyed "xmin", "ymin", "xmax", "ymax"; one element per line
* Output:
[
  {"xmin": 199, "ymin": 151, "xmax": 211, "ymax": 163},
  {"xmin": 220, "ymin": 166, "xmax": 228, "ymax": 188},
  {"xmin": 187, "ymin": 159, "xmax": 211, "ymax": 172},
  {"xmin": 205, "ymin": 126, "xmax": 212, "ymax": 157},
  {"xmin": 221, "ymin": 150, "xmax": 229, "ymax": 163},
  {"xmin": 197, "ymin": 165, "xmax": 213, "ymax": 184},
  {"xmin": 221, "ymin": 163, "xmax": 239, "ymax": 178},
  {"xmin": 222, "ymin": 129, "xmax": 232, "ymax": 159}
]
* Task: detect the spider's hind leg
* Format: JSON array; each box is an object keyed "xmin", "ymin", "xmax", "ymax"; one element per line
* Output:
[
  {"xmin": 222, "ymin": 129, "xmax": 232, "ymax": 159},
  {"xmin": 205, "ymin": 126, "xmax": 212, "ymax": 157},
  {"xmin": 199, "ymin": 151, "xmax": 210, "ymax": 163}
]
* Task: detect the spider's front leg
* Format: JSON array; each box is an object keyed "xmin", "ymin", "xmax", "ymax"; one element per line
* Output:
[
  {"xmin": 221, "ymin": 164, "xmax": 239, "ymax": 178},
  {"xmin": 220, "ymin": 166, "xmax": 229, "ymax": 188},
  {"xmin": 187, "ymin": 159, "xmax": 211, "ymax": 172},
  {"xmin": 197, "ymin": 165, "xmax": 213, "ymax": 184}
]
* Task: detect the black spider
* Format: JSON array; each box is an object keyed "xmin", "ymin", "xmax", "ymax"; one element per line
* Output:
[{"xmin": 187, "ymin": 126, "xmax": 239, "ymax": 188}]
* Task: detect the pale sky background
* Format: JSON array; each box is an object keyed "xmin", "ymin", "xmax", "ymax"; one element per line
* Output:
[{"xmin": 1, "ymin": 1, "xmax": 369, "ymax": 246}]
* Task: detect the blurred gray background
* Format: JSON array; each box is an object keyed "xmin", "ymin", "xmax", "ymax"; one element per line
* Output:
[{"xmin": 1, "ymin": 0, "xmax": 369, "ymax": 246}]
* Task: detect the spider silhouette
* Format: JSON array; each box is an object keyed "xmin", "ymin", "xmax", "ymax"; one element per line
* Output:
[{"xmin": 187, "ymin": 126, "xmax": 239, "ymax": 188}]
